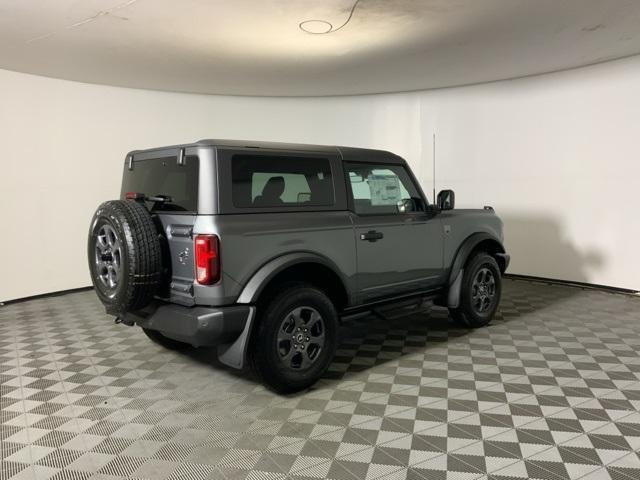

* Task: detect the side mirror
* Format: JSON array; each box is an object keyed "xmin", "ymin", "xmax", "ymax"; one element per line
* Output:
[{"xmin": 437, "ymin": 189, "xmax": 455, "ymax": 210}]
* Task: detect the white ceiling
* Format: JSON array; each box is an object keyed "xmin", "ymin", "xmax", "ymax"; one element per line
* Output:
[{"xmin": 1, "ymin": 0, "xmax": 640, "ymax": 96}]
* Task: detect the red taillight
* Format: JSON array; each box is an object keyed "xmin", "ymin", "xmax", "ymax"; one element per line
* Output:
[{"xmin": 194, "ymin": 235, "xmax": 220, "ymax": 285}]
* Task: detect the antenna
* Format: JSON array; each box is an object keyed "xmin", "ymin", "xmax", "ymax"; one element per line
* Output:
[{"xmin": 432, "ymin": 133, "xmax": 436, "ymax": 203}]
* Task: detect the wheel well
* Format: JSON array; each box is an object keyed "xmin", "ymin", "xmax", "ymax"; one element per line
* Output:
[
  {"xmin": 469, "ymin": 239, "xmax": 507, "ymax": 272},
  {"xmin": 256, "ymin": 262, "xmax": 349, "ymax": 312}
]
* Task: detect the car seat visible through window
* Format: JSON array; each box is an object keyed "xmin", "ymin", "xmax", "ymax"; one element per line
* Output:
[{"xmin": 253, "ymin": 176, "xmax": 285, "ymax": 206}]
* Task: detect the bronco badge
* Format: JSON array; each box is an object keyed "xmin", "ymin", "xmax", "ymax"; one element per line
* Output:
[{"xmin": 177, "ymin": 247, "xmax": 190, "ymax": 265}]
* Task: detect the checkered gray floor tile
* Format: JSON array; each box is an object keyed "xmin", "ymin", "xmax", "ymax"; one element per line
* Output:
[{"xmin": 2, "ymin": 279, "xmax": 640, "ymax": 480}]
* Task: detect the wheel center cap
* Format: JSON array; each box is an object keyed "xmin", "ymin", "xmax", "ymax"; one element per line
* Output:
[{"xmin": 296, "ymin": 333, "xmax": 305, "ymax": 343}]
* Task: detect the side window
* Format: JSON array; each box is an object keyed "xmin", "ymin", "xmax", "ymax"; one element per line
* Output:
[
  {"xmin": 231, "ymin": 154, "xmax": 334, "ymax": 208},
  {"xmin": 346, "ymin": 163, "xmax": 424, "ymax": 215}
]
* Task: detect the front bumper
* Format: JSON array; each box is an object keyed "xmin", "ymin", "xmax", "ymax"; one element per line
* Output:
[{"xmin": 122, "ymin": 303, "xmax": 254, "ymax": 348}]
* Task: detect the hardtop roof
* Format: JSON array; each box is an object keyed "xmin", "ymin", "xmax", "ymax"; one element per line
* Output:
[{"xmin": 127, "ymin": 139, "xmax": 405, "ymax": 164}]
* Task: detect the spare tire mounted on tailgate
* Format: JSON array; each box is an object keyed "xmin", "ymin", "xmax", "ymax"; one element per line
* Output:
[{"xmin": 88, "ymin": 200, "xmax": 163, "ymax": 315}]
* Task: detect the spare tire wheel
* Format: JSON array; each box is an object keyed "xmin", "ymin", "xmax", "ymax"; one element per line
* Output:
[{"xmin": 88, "ymin": 200, "xmax": 163, "ymax": 315}]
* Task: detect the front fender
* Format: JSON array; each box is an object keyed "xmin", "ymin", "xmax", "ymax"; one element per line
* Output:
[{"xmin": 447, "ymin": 233, "xmax": 506, "ymax": 308}]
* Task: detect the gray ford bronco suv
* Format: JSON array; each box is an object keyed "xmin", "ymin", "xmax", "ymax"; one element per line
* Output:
[{"xmin": 88, "ymin": 139, "xmax": 509, "ymax": 392}]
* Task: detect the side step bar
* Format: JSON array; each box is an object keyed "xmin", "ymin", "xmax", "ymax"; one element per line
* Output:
[{"xmin": 340, "ymin": 288, "xmax": 443, "ymax": 322}]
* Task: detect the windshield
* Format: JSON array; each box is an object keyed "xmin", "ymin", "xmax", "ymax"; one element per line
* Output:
[{"xmin": 120, "ymin": 156, "xmax": 199, "ymax": 212}]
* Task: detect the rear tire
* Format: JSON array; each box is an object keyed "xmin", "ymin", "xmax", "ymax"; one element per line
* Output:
[
  {"xmin": 142, "ymin": 328, "xmax": 191, "ymax": 351},
  {"xmin": 251, "ymin": 283, "xmax": 338, "ymax": 393},
  {"xmin": 449, "ymin": 253, "xmax": 502, "ymax": 328}
]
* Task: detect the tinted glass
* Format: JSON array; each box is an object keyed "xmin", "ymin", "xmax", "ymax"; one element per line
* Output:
[
  {"xmin": 346, "ymin": 163, "xmax": 424, "ymax": 215},
  {"xmin": 120, "ymin": 156, "xmax": 199, "ymax": 212},
  {"xmin": 231, "ymin": 154, "xmax": 334, "ymax": 208}
]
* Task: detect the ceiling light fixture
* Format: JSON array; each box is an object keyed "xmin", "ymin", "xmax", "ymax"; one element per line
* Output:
[{"xmin": 299, "ymin": 0, "xmax": 361, "ymax": 34}]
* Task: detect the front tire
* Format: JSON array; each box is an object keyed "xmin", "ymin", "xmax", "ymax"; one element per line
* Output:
[
  {"xmin": 251, "ymin": 284, "xmax": 338, "ymax": 393},
  {"xmin": 450, "ymin": 253, "xmax": 502, "ymax": 328}
]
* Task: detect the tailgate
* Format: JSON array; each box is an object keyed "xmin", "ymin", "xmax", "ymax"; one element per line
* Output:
[{"xmin": 121, "ymin": 153, "xmax": 200, "ymax": 305}]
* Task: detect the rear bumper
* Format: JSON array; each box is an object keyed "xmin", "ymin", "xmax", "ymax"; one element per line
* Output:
[{"xmin": 122, "ymin": 303, "xmax": 254, "ymax": 348}]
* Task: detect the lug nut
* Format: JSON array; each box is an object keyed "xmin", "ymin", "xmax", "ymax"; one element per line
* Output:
[
  {"xmin": 300, "ymin": 345, "xmax": 305, "ymax": 350},
  {"xmin": 306, "ymin": 337, "xmax": 310, "ymax": 341}
]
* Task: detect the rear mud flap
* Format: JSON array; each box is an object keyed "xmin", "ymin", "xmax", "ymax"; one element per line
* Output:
[{"xmin": 217, "ymin": 306, "xmax": 256, "ymax": 369}]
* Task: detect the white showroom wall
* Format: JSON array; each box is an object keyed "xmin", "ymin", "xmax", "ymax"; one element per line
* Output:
[
  {"xmin": 1, "ymin": 55, "xmax": 639, "ymax": 301},
  {"xmin": 0, "ymin": 69, "xmax": 422, "ymax": 301},
  {"xmin": 417, "ymin": 57, "xmax": 640, "ymax": 292}
]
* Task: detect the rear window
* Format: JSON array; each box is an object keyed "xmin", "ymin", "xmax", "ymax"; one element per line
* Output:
[
  {"xmin": 231, "ymin": 154, "xmax": 334, "ymax": 208},
  {"xmin": 121, "ymin": 156, "xmax": 198, "ymax": 212}
]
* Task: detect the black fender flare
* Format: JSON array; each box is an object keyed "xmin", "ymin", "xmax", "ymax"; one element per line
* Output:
[
  {"xmin": 235, "ymin": 251, "xmax": 350, "ymax": 304},
  {"xmin": 446, "ymin": 233, "xmax": 508, "ymax": 308},
  {"xmin": 217, "ymin": 252, "xmax": 350, "ymax": 370}
]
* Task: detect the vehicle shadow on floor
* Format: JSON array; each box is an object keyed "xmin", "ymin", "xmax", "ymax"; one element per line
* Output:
[
  {"xmin": 180, "ymin": 278, "xmax": 583, "ymax": 390},
  {"xmin": 182, "ymin": 214, "xmax": 599, "ymax": 389},
  {"xmin": 322, "ymin": 280, "xmax": 583, "ymax": 382}
]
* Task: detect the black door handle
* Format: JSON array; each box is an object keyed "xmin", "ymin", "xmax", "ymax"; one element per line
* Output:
[{"xmin": 360, "ymin": 230, "xmax": 384, "ymax": 242}]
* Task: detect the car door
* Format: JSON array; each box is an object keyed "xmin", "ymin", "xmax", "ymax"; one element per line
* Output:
[{"xmin": 345, "ymin": 162, "xmax": 444, "ymax": 302}]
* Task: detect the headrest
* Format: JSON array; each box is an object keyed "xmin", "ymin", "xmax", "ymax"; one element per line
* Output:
[{"xmin": 262, "ymin": 176, "xmax": 285, "ymax": 196}]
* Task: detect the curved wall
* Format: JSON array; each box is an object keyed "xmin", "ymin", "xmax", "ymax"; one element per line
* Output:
[{"xmin": 1, "ymin": 56, "xmax": 639, "ymax": 301}]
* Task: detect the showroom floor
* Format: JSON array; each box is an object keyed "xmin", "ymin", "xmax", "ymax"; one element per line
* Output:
[{"xmin": 1, "ymin": 279, "xmax": 640, "ymax": 480}]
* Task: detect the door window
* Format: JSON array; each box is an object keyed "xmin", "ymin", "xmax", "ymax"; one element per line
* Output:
[{"xmin": 346, "ymin": 163, "xmax": 424, "ymax": 215}]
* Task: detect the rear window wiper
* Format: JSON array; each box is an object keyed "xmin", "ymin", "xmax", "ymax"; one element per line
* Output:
[
  {"xmin": 125, "ymin": 192, "xmax": 187, "ymax": 211},
  {"xmin": 125, "ymin": 192, "xmax": 173, "ymax": 203}
]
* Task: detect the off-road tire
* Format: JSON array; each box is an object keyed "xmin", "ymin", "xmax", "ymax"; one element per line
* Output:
[
  {"xmin": 251, "ymin": 283, "xmax": 338, "ymax": 393},
  {"xmin": 142, "ymin": 328, "xmax": 191, "ymax": 351},
  {"xmin": 450, "ymin": 253, "xmax": 502, "ymax": 328},
  {"xmin": 88, "ymin": 200, "xmax": 163, "ymax": 315}
]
